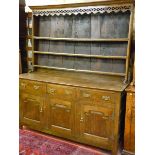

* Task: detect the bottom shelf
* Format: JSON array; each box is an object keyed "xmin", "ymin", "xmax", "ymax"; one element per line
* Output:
[{"xmin": 34, "ymin": 65, "xmax": 126, "ymax": 76}]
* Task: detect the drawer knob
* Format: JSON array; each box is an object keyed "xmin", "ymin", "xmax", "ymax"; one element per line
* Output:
[
  {"xmin": 83, "ymin": 93, "xmax": 90, "ymax": 98},
  {"xmin": 49, "ymin": 88, "xmax": 55, "ymax": 94},
  {"xmin": 34, "ymin": 85, "xmax": 40, "ymax": 90},
  {"xmin": 102, "ymin": 96, "xmax": 110, "ymax": 101}
]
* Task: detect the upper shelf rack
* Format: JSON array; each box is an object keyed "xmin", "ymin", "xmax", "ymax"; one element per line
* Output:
[{"xmin": 30, "ymin": 2, "xmax": 134, "ymax": 82}]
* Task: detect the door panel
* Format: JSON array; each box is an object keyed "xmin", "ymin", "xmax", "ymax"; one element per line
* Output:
[
  {"xmin": 77, "ymin": 103, "xmax": 114, "ymax": 149},
  {"xmin": 20, "ymin": 93, "xmax": 44, "ymax": 128},
  {"xmin": 47, "ymin": 98, "xmax": 74, "ymax": 138}
]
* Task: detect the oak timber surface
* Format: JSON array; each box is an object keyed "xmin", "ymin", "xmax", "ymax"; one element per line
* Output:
[
  {"xmin": 19, "ymin": 70, "xmax": 128, "ymax": 92},
  {"xmin": 125, "ymin": 84, "xmax": 135, "ymax": 93}
]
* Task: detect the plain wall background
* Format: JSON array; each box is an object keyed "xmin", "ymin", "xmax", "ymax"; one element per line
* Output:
[{"xmin": 25, "ymin": 0, "xmax": 104, "ymax": 12}]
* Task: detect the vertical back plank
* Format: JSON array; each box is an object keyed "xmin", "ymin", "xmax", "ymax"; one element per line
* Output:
[
  {"xmin": 39, "ymin": 16, "xmax": 51, "ymax": 37},
  {"xmin": 100, "ymin": 12, "xmax": 130, "ymax": 38},
  {"xmin": 91, "ymin": 58, "xmax": 102, "ymax": 71},
  {"xmin": 100, "ymin": 59, "xmax": 113, "ymax": 72},
  {"xmin": 73, "ymin": 14, "xmax": 91, "ymax": 70},
  {"xmin": 48, "ymin": 41, "xmax": 55, "ymax": 66},
  {"xmin": 64, "ymin": 15, "xmax": 73, "ymax": 38},
  {"xmin": 112, "ymin": 59, "xmax": 126, "ymax": 73},
  {"xmin": 63, "ymin": 56, "xmax": 75, "ymax": 69},
  {"xmin": 74, "ymin": 42, "xmax": 91, "ymax": 70},
  {"xmin": 73, "ymin": 14, "xmax": 91, "ymax": 38},
  {"xmin": 55, "ymin": 16, "xmax": 65, "ymax": 38},
  {"xmin": 91, "ymin": 14, "xmax": 101, "ymax": 71},
  {"xmin": 63, "ymin": 15, "xmax": 74, "ymax": 68},
  {"xmin": 37, "ymin": 54, "xmax": 49, "ymax": 66},
  {"xmin": 50, "ymin": 16, "xmax": 56, "ymax": 37},
  {"xmin": 100, "ymin": 43, "xmax": 127, "ymax": 56},
  {"xmin": 91, "ymin": 14, "xmax": 100, "ymax": 38}
]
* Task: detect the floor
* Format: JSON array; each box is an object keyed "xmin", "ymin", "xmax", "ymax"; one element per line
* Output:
[{"xmin": 20, "ymin": 127, "xmax": 122, "ymax": 155}]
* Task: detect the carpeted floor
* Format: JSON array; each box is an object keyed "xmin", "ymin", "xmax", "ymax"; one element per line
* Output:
[{"xmin": 19, "ymin": 129, "xmax": 111, "ymax": 155}]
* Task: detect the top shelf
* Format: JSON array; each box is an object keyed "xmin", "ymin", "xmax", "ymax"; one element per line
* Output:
[{"xmin": 33, "ymin": 36, "xmax": 129, "ymax": 42}]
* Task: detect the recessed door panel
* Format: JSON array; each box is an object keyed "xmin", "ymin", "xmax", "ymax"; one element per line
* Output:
[
  {"xmin": 77, "ymin": 103, "xmax": 114, "ymax": 149},
  {"xmin": 20, "ymin": 94, "xmax": 44, "ymax": 128},
  {"xmin": 47, "ymin": 98, "xmax": 74, "ymax": 138}
]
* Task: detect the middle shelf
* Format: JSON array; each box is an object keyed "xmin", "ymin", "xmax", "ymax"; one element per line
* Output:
[
  {"xmin": 33, "ymin": 36, "xmax": 129, "ymax": 42},
  {"xmin": 32, "ymin": 39, "xmax": 128, "ymax": 75},
  {"xmin": 34, "ymin": 51, "xmax": 127, "ymax": 59}
]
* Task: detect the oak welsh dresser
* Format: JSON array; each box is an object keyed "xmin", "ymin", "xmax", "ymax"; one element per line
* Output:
[{"xmin": 19, "ymin": 1, "xmax": 134, "ymax": 155}]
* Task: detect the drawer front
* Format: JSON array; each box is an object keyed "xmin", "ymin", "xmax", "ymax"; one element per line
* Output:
[
  {"xmin": 19, "ymin": 79, "xmax": 45, "ymax": 95},
  {"xmin": 78, "ymin": 88, "xmax": 115, "ymax": 106},
  {"xmin": 47, "ymin": 83, "xmax": 76, "ymax": 100}
]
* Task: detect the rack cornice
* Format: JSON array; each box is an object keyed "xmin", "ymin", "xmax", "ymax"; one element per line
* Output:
[{"xmin": 32, "ymin": 4, "xmax": 133, "ymax": 16}]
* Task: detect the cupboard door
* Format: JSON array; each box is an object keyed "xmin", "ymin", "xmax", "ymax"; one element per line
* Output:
[
  {"xmin": 77, "ymin": 103, "xmax": 114, "ymax": 150},
  {"xmin": 47, "ymin": 97, "xmax": 74, "ymax": 138},
  {"xmin": 20, "ymin": 93, "xmax": 44, "ymax": 129}
]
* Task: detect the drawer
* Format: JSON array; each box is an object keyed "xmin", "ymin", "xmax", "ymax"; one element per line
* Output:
[
  {"xmin": 79, "ymin": 88, "xmax": 115, "ymax": 105},
  {"xmin": 47, "ymin": 83, "xmax": 76, "ymax": 100},
  {"xmin": 19, "ymin": 79, "xmax": 45, "ymax": 95}
]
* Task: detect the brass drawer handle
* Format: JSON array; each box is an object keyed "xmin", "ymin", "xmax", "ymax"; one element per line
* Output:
[
  {"xmin": 102, "ymin": 96, "xmax": 110, "ymax": 101},
  {"xmin": 85, "ymin": 112, "xmax": 89, "ymax": 116},
  {"xmin": 83, "ymin": 93, "xmax": 90, "ymax": 98},
  {"xmin": 40, "ymin": 105, "xmax": 43, "ymax": 113},
  {"xmin": 23, "ymin": 98, "xmax": 35, "ymax": 103},
  {"xmin": 66, "ymin": 109, "xmax": 70, "ymax": 113},
  {"xmin": 21, "ymin": 83, "xmax": 26, "ymax": 88},
  {"xmin": 65, "ymin": 90, "xmax": 72, "ymax": 95},
  {"xmin": 33, "ymin": 85, "xmax": 40, "ymax": 90},
  {"xmin": 49, "ymin": 88, "xmax": 56, "ymax": 94},
  {"xmin": 27, "ymin": 98, "xmax": 36, "ymax": 102},
  {"xmin": 80, "ymin": 117, "xmax": 84, "ymax": 122}
]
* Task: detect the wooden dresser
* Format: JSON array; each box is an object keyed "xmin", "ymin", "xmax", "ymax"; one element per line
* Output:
[
  {"xmin": 19, "ymin": 1, "xmax": 134, "ymax": 155},
  {"xmin": 20, "ymin": 70, "xmax": 128, "ymax": 155}
]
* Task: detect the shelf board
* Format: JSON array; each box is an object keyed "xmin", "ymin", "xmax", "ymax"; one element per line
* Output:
[
  {"xmin": 34, "ymin": 65, "xmax": 126, "ymax": 76},
  {"xmin": 33, "ymin": 36, "xmax": 129, "ymax": 42},
  {"xmin": 34, "ymin": 51, "xmax": 127, "ymax": 59}
]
